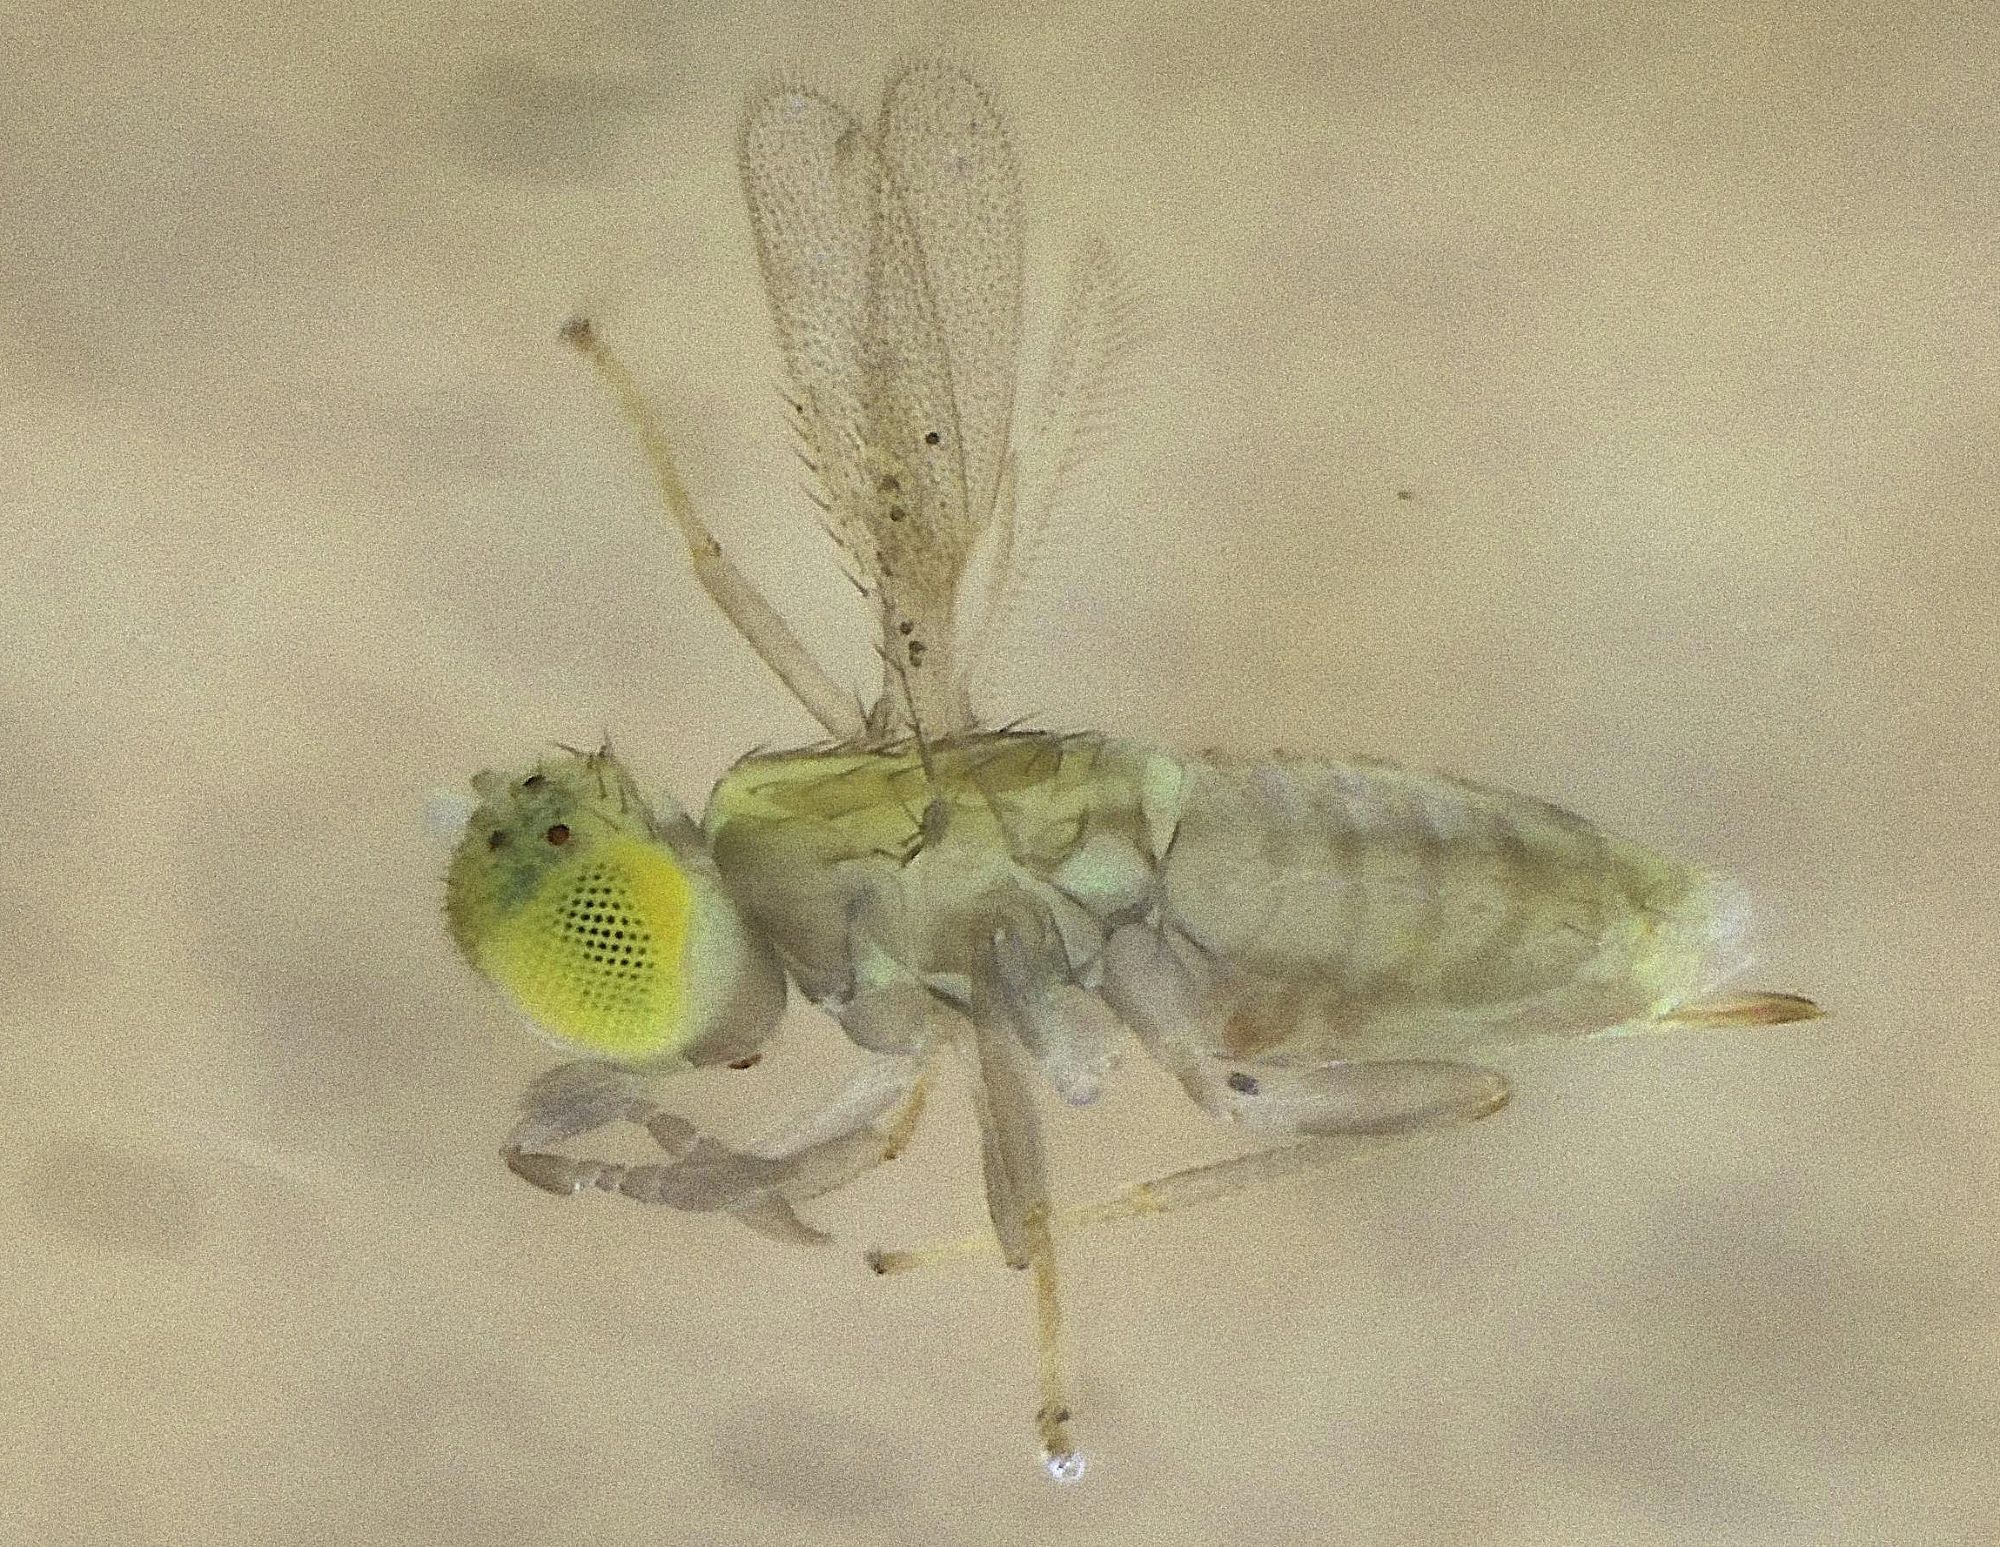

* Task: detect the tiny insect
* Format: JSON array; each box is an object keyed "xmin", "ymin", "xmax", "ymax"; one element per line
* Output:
[{"xmin": 444, "ymin": 63, "xmax": 1818, "ymax": 1479}]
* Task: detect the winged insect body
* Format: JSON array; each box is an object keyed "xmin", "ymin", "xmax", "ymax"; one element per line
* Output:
[{"xmin": 444, "ymin": 63, "xmax": 1818, "ymax": 1477}]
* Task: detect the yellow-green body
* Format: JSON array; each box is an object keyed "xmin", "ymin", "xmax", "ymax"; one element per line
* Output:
[
  {"xmin": 436, "ymin": 63, "xmax": 1818, "ymax": 1480},
  {"xmin": 702, "ymin": 730, "xmax": 1746, "ymax": 1069}
]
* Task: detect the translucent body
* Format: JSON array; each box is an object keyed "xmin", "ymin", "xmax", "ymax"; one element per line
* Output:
[
  {"xmin": 448, "ymin": 62, "xmax": 1816, "ymax": 1477},
  {"xmin": 704, "ymin": 732, "xmax": 1748, "ymax": 1069}
]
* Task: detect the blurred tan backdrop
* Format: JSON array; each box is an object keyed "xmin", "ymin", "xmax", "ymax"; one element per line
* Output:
[{"xmin": 4, "ymin": 1, "xmax": 1995, "ymax": 1543}]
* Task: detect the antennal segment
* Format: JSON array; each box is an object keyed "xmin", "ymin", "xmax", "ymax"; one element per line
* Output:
[{"xmin": 562, "ymin": 317, "xmax": 867, "ymax": 743}]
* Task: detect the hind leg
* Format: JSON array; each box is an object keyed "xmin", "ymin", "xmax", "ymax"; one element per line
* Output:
[
  {"xmin": 867, "ymin": 922, "xmax": 1511, "ymax": 1275},
  {"xmin": 865, "ymin": 1096, "xmax": 1507, "ymax": 1276},
  {"xmin": 868, "ymin": 951, "xmax": 1819, "ymax": 1270},
  {"xmin": 1657, "ymin": 991, "xmax": 1821, "ymax": 1028},
  {"xmin": 865, "ymin": 1042, "xmax": 1510, "ymax": 1275}
]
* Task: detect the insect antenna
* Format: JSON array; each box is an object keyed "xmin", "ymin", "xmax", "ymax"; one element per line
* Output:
[{"xmin": 560, "ymin": 316, "xmax": 866, "ymax": 742}]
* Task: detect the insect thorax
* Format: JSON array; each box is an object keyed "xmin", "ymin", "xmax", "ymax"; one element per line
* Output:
[{"xmin": 701, "ymin": 731, "xmax": 1164, "ymax": 1008}]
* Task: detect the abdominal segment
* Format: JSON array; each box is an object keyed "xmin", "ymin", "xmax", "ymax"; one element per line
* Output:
[{"xmin": 1154, "ymin": 754, "xmax": 1749, "ymax": 1061}]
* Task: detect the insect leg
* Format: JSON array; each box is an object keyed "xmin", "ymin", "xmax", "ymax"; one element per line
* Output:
[
  {"xmin": 501, "ymin": 1059, "xmax": 809, "ymax": 1225},
  {"xmin": 865, "ymin": 1097, "xmax": 1505, "ymax": 1277},
  {"xmin": 872, "ymin": 989, "xmax": 1819, "ymax": 1272},
  {"xmin": 865, "ymin": 923, "xmax": 1513, "ymax": 1275},
  {"xmin": 1096, "ymin": 921, "xmax": 1510, "ymax": 1131},
  {"xmin": 1655, "ymin": 991, "xmax": 1822, "ymax": 1028},
  {"xmin": 500, "ymin": 1055, "xmax": 932, "ymax": 1244},
  {"xmin": 562, "ymin": 318, "xmax": 867, "ymax": 742},
  {"xmin": 986, "ymin": 902, "xmax": 1122, "ymax": 1105},
  {"xmin": 748, "ymin": 1054, "xmax": 937, "ymax": 1211},
  {"xmin": 958, "ymin": 993, "xmax": 1084, "ymax": 1480}
]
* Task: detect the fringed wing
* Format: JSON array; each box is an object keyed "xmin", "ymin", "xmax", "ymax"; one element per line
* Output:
[
  {"xmin": 740, "ymin": 63, "xmax": 1024, "ymax": 737},
  {"xmin": 875, "ymin": 62, "xmax": 1024, "ymax": 538},
  {"xmin": 968, "ymin": 238, "xmax": 1143, "ymax": 688}
]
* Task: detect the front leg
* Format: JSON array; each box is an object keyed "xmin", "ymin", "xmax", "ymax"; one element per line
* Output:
[
  {"xmin": 501, "ymin": 1060, "xmax": 818, "ymax": 1242},
  {"xmin": 501, "ymin": 1054, "xmax": 932, "ymax": 1243}
]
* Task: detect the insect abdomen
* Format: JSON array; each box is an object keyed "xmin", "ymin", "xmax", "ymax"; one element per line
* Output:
[{"xmin": 1155, "ymin": 754, "xmax": 1748, "ymax": 1060}]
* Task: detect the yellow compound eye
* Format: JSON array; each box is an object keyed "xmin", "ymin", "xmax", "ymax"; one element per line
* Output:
[
  {"xmin": 475, "ymin": 834, "xmax": 692, "ymax": 1058},
  {"xmin": 447, "ymin": 749, "xmax": 787, "ymax": 1068}
]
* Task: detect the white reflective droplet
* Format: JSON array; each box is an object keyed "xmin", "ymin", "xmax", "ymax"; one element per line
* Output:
[{"xmin": 1043, "ymin": 1448, "xmax": 1087, "ymax": 1483}]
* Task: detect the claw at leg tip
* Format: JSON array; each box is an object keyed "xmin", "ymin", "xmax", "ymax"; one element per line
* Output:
[
  {"xmin": 1043, "ymin": 1448, "xmax": 1086, "ymax": 1483},
  {"xmin": 504, "ymin": 1150, "xmax": 585, "ymax": 1196}
]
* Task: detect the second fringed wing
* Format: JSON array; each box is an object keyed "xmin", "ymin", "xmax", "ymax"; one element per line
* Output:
[{"xmin": 739, "ymin": 62, "xmax": 1024, "ymax": 737}]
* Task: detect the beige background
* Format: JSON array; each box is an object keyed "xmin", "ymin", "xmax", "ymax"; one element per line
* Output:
[{"xmin": 5, "ymin": 1, "xmax": 1995, "ymax": 1542}]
